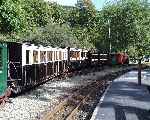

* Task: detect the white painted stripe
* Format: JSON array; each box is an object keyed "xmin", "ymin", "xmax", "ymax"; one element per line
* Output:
[
  {"xmin": 90, "ymin": 83, "xmax": 112, "ymax": 120},
  {"xmin": 124, "ymin": 77, "xmax": 137, "ymax": 79},
  {"xmin": 125, "ymin": 112, "xmax": 138, "ymax": 120}
]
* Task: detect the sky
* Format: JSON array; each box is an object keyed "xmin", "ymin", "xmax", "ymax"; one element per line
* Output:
[
  {"xmin": 47, "ymin": 0, "xmax": 106, "ymax": 10},
  {"xmin": 92, "ymin": 0, "xmax": 106, "ymax": 10}
]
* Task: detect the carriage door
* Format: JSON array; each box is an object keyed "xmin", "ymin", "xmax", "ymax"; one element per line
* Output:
[{"xmin": 0, "ymin": 43, "xmax": 7, "ymax": 95}]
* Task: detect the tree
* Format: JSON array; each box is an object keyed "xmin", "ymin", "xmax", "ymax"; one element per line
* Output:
[
  {"xmin": 99, "ymin": 0, "xmax": 150, "ymax": 85},
  {"xmin": 0, "ymin": 0, "xmax": 26, "ymax": 33},
  {"xmin": 22, "ymin": 0, "xmax": 52, "ymax": 29},
  {"xmin": 21, "ymin": 22, "xmax": 79, "ymax": 48},
  {"xmin": 67, "ymin": 0, "xmax": 97, "ymax": 49},
  {"xmin": 0, "ymin": 0, "xmax": 55, "ymax": 43}
]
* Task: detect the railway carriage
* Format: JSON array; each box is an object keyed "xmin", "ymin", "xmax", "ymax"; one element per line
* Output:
[
  {"xmin": 69, "ymin": 48, "xmax": 88, "ymax": 71},
  {"xmin": 0, "ymin": 42, "xmax": 23, "ymax": 94},
  {"xmin": 80, "ymin": 49, "xmax": 88, "ymax": 68},
  {"xmin": 21, "ymin": 44, "xmax": 69, "ymax": 91}
]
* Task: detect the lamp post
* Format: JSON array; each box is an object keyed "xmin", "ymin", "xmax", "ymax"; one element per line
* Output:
[{"xmin": 108, "ymin": 19, "xmax": 111, "ymax": 53}]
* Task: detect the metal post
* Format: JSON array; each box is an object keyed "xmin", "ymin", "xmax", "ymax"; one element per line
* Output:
[
  {"xmin": 138, "ymin": 59, "xmax": 142, "ymax": 85},
  {"xmin": 108, "ymin": 19, "xmax": 111, "ymax": 53}
]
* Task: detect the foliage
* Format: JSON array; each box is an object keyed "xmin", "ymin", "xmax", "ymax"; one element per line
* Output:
[
  {"xmin": 0, "ymin": 0, "xmax": 80, "ymax": 47},
  {"xmin": 0, "ymin": 0, "xmax": 149, "ymax": 53},
  {"xmin": 67, "ymin": 0, "xmax": 97, "ymax": 49},
  {"xmin": 48, "ymin": 2, "xmax": 65, "ymax": 24},
  {"xmin": 22, "ymin": 0, "xmax": 53, "ymax": 30},
  {"xmin": 0, "ymin": 0, "xmax": 53, "ymax": 33},
  {"xmin": 96, "ymin": 0, "xmax": 150, "ymax": 56},
  {"xmin": 0, "ymin": 0, "xmax": 26, "ymax": 33},
  {"xmin": 20, "ymin": 23, "xmax": 79, "ymax": 48}
]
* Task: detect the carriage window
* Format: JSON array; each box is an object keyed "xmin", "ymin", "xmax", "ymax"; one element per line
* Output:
[
  {"xmin": 77, "ymin": 52, "xmax": 80, "ymax": 58},
  {"xmin": 63, "ymin": 52, "xmax": 64, "ymax": 60},
  {"xmin": 55, "ymin": 51, "xmax": 57, "ymax": 60},
  {"xmin": 26, "ymin": 50, "xmax": 30, "ymax": 64},
  {"xmin": 64, "ymin": 52, "xmax": 66, "ymax": 60},
  {"xmin": 54, "ymin": 52, "xmax": 55, "ymax": 60},
  {"xmin": 47, "ymin": 51, "xmax": 53, "ymax": 61},
  {"xmin": 81, "ymin": 52, "xmax": 83, "ymax": 57},
  {"xmin": 53, "ymin": 51, "xmax": 55, "ymax": 61},
  {"xmin": 40, "ymin": 51, "xmax": 46, "ymax": 62},
  {"xmin": 64, "ymin": 53, "xmax": 67, "ymax": 59},
  {"xmin": 85, "ymin": 53, "xmax": 87, "ymax": 58},
  {"xmin": 70, "ymin": 51, "xmax": 75, "ymax": 58},
  {"xmin": 59, "ymin": 51, "xmax": 62, "ymax": 60},
  {"xmin": 0, "ymin": 48, "xmax": 2, "ymax": 70},
  {"xmin": 55, "ymin": 52, "xmax": 57, "ymax": 60},
  {"xmin": 70, "ymin": 51, "xmax": 73, "ymax": 58},
  {"xmin": 81, "ymin": 52, "xmax": 85, "ymax": 57},
  {"xmin": 56, "ymin": 51, "xmax": 58, "ymax": 60},
  {"xmin": 76, "ymin": 52, "xmax": 80, "ymax": 60},
  {"xmin": 33, "ymin": 51, "xmax": 38, "ymax": 63},
  {"xmin": 77, "ymin": 52, "xmax": 80, "ymax": 57}
]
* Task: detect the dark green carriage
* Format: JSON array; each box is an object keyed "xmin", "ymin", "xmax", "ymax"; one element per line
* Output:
[{"xmin": 0, "ymin": 43, "xmax": 8, "ymax": 96}]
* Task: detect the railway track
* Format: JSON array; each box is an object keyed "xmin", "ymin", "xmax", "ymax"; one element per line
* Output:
[
  {"xmin": 42, "ymin": 65, "xmax": 138, "ymax": 120},
  {"xmin": 43, "ymin": 80, "xmax": 107, "ymax": 120}
]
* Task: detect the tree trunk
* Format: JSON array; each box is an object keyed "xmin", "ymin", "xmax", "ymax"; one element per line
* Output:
[{"xmin": 138, "ymin": 59, "xmax": 142, "ymax": 85}]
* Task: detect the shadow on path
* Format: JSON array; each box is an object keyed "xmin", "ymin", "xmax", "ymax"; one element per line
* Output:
[{"xmin": 101, "ymin": 102, "xmax": 150, "ymax": 120}]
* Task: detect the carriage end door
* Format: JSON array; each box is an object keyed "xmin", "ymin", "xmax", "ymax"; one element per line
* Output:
[{"xmin": 0, "ymin": 43, "xmax": 7, "ymax": 95}]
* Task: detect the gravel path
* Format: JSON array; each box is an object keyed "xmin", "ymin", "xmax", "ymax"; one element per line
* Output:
[{"xmin": 0, "ymin": 66, "xmax": 136, "ymax": 120}]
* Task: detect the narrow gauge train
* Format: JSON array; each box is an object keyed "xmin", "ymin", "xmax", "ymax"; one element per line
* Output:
[
  {"xmin": 0, "ymin": 42, "xmax": 88, "ymax": 95},
  {"xmin": 90, "ymin": 51, "xmax": 129, "ymax": 65}
]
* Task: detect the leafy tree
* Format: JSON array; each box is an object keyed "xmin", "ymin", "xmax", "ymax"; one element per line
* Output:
[
  {"xmin": 0, "ymin": 0, "xmax": 55, "ymax": 43},
  {"xmin": 21, "ymin": 22, "xmax": 79, "ymax": 48},
  {"xmin": 99, "ymin": 0, "xmax": 150, "ymax": 84},
  {"xmin": 67, "ymin": 0, "xmax": 97, "ymax": 49},
  {"xmin": 75, "ymin": 0, "xmax": 96, "ymax": 27},
  {"xmin": 0, "ymin": 0, "xmax": 26, "ymax": 33},
  {"xmin": 48, "ymin": 2, "xmax": 64, "ymax": 24},
  {"xmin": 22, "ymin": 0, "xmax": 52, "ymax": 29}
]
